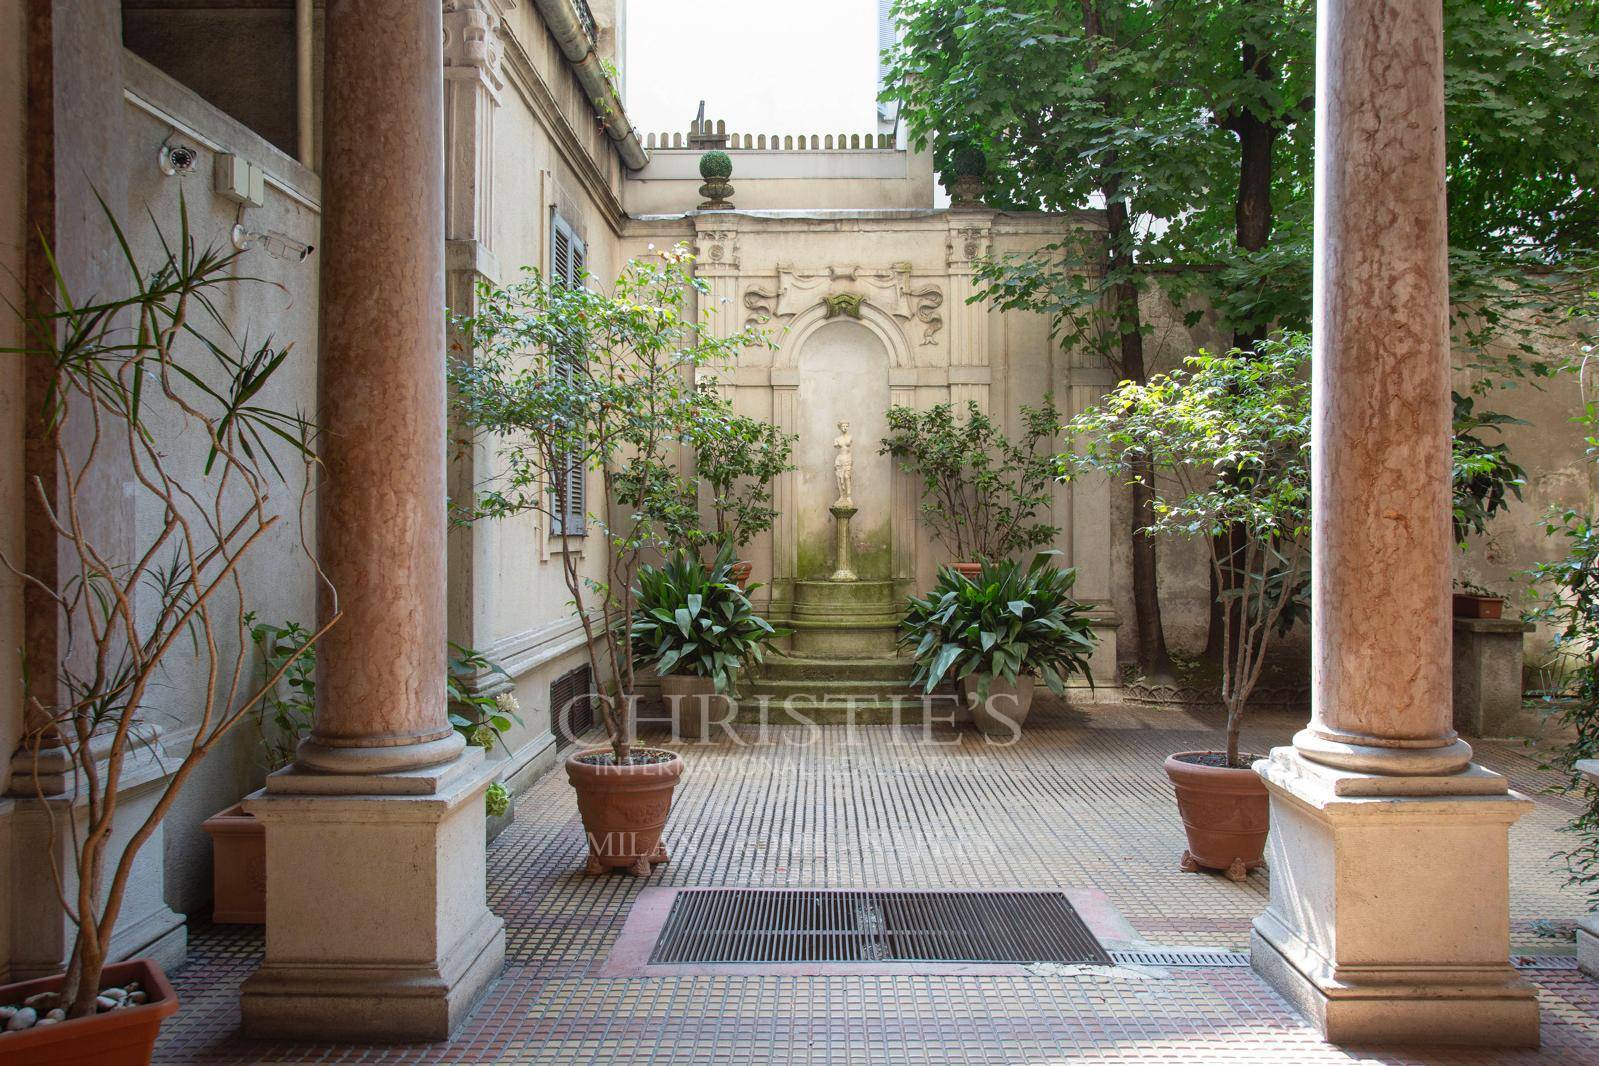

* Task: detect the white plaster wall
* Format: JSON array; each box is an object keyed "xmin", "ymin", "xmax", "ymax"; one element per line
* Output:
[{"xmin": 118, "ymin": 54, "xmax": 323, "ymax": 914}]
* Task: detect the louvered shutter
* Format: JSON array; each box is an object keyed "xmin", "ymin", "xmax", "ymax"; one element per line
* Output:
[{"xmin": 550, "ymin": 214, "xmax": 588, "ymax": 535}]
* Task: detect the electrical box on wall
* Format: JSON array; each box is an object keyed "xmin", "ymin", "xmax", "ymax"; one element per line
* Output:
[{"xmin": 214, "ymin": 153, "xmax": 265, "ymax": 208}]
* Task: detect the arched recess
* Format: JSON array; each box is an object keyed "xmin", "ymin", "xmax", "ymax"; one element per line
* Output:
[{"xmin": 774, "ymin": 299, "xmax": 915, "ymax": 372}]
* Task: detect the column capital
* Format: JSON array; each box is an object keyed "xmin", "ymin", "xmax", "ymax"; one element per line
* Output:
[{"xmin": 443, "ymin": 0, "xmax": 507, "ymax": 103}]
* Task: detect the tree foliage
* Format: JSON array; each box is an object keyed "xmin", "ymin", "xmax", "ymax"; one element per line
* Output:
[
  {"xmin": 1062, "ymin": 336, "xmax": 1312, "ymax": 764},
  {"xmin": 880, "ymin": 397, "xmax": 1061, "ymax": 562},
  {"xmin": 449, "ymin": 247, "xmax": 767, "ymax": 763}
]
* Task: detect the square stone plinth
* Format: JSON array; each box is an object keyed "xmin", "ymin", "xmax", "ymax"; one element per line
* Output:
[
  {"xmin": 1452, "ymin": 617, "xmax": 1533, "ymax": 737},
  {"xmin": 240, "ymin": 750, "xmax": 505, "ymax": 1042},
  {"xmin": 1250, "ymin": 748, "xmax": 1539, "ymax": 1047}
]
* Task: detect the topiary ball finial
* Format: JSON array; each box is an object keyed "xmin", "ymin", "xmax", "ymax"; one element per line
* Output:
[{"xmin": 699, "ymin": 150, "xmax": 733, "ymax": 180}]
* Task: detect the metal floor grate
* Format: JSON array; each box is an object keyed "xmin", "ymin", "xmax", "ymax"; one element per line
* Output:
[{"xmin": 648, "ymin": 890, "xmax": 1113, "ymax": 965}]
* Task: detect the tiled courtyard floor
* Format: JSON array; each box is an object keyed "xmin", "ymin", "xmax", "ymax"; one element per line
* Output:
[{"xmin": 157, "ymin": 700, "xmax": 1599, "ymax": 1063}]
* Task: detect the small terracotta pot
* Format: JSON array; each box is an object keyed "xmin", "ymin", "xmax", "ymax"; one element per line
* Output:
[
  {"xmin": 1162, "ymin": 751, "xmax": 1269, "ymax": 882},
  {"xmin": 950, "ymin": 562, "xmax": 983, "ymax": 581},
  {"xmin": 658, "ymin": 674, "xmax": 732, "ymax": 740},
  {"xmin": 200, "ymin": 802, "xmax": 265, "ymax": 924},
  {"xmin": 729, "ymin": 560, "xmax": 754, "ymax": 590},
  {"xmin": 0, "ymin": 958, "xmax": 178, "ymax": 1066},
  {"xmin": 566, "ymin": 747, "xmax": 683, "ymax": 877},
  {"xmin": 1452, "ymin": 593, "xmax": 1504, "ymax": 619},
  {"xmin": 960, "ymin": 675, "xmax": 1035, "ymax": 737}
]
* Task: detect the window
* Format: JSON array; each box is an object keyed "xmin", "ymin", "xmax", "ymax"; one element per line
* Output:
[{"xmin": 550, "ymin": 213, "xmax": 587, "ymax": 536}]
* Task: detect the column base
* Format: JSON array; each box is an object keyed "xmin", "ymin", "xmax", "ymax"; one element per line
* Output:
[
  {"xmin": 240, "ymin": 909, "xmax": 504, "ymax": 1042},
  {"xmin": 240, "ymin": 748, "xmax": 505, "ymax": 1042},
  {"xmin": 1250, "ymin": 747, "xmax": 1539, "ymax": 1048}
]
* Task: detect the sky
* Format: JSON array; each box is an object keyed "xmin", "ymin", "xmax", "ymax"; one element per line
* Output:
[{"xmin": 623, "ymin": 0, "xmax": 883, "ymax": 141}]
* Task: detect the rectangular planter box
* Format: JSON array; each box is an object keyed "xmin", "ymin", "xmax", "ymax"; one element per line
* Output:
[
  {"xmin": 200, "ymin": 802, "xmax": 265, "ymax": 924},
  {"xmin": 1452, "ymin": 594, "xmax": 1504, "ymax": 619}
]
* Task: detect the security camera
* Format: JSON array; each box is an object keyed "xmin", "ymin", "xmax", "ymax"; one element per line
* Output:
[{"xmin": 160, "ymin": 142, "xmax": 199, "ymax": 176}]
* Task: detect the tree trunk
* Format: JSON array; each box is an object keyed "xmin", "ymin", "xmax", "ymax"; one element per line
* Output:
[
  {"xmin": 1106, "ymin": 198, "xmax": 1175, "ymax": 683},
  {"xmin": 1206, "ymin": 33, "xmax": 1279, "ymax": 663}
]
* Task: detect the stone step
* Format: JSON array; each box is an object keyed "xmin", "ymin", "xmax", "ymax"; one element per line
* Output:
[
  {"xmin": 744, "ymin": 677, "xmax": 921, "ymax": 701},
  {"xmin": 759, "ymin": 656, "xmax": 913, "ymax": 682},
  {"xmin": 731, "ymin": 693, "xmax": 963, "ymax": 726}
]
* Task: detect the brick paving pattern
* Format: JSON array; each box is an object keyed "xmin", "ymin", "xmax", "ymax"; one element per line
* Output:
[{"xmin": 155, "ymin": 702, "xmax": 1599, "ymax": 1063}]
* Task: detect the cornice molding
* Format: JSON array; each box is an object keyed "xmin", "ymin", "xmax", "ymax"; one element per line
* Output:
[{"xmin": 499, "ymin": 28, "xmax": 627, "ymax": 234}]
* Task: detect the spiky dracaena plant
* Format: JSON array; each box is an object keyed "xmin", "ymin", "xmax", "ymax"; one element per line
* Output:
[{"xmin": 2, "ymin": 199, "xmax": 331, "ymax": 1018}]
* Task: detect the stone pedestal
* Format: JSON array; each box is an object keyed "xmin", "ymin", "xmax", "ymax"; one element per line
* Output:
[
  {"xmin": 240, "ymin": 751, "xmax": 505, "ymax": 1041},
  {"xmin": 829, "ymin": 503, "xmax": 858, "ymax": 581},
  {"xmin": 1252, "ymin": 750, "xmax": 1538, "ymax": 1046},
  {"xmin": 1451, "ymin": 617, "xmax": 1532, "ymax": 737},
  {"xmin": 3, "ymin": 741, "xmax": 186, "ymax": 981}
]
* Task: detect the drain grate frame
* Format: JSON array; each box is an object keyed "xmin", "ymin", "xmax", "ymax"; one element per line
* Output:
[{"xmin": 647, "ymin": 889, "xmax": 1113, "ymax": 967}]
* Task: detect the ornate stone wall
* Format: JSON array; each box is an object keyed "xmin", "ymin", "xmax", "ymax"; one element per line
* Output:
[{"xmin": 622, "ymin": 207, "xmax": 1122, "ymax": 676}]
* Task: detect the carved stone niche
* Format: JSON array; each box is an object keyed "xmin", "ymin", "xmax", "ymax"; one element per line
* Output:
[{"xmin": 742, "ymin": 264, "xmax": 944, "ymax": 344}]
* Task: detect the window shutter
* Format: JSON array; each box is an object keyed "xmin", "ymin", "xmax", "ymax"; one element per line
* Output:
[{"xmin": 550, "ymin": 213, "xmax": 588, "ymax": 535}]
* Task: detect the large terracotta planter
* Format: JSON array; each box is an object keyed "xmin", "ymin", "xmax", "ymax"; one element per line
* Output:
[
  {"xmin": 1453, "ymin": 593, "xmax": 1504, "ymax": 619},
  {"xmin": 729, "ymin": 560, "xmax": 754, "ymax": 590},
  {"xmin": 950, "ymin": 562, "xmax": 983, "ymax": 581},
  {"xmin": 1163, "ymin": 751, "xmax": 1269, "ymax": 882},
  {"xmin": 566, "ymin": 747, "xmax": 683, "ymax": 877},
  {"xmin": 0, "ymin": 958, "xmax": 178, "ymax": 1066},
  {"xmin": 960, "ymin": 675, "xmax": 1036, "ymax": 737},
  {"xmin": 658, "ymin": 674, "xmax": 732, "ymax": 740},
  {"xmin": 200, "ymin": 802, "xmax": 265, "ymax": 923}
]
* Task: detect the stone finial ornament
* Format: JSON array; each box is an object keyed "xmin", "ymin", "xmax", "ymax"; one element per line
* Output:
[
  {"xmin": 946, "ymin": 137, "xmax": 988, "ymax": 207},
  {"xmin": 698, "ymin": 150, "xmax": 734, "ymax": 211}
]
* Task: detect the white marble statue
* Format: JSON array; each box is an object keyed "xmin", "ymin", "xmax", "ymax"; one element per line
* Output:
[{"xmin": 833, "ymin": 420, "xmax": 854, "ymax": 505}]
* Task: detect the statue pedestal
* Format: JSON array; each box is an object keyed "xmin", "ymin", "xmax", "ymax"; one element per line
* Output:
[{"xmin": 829, "ymin": 503, "xmax": 858, "ymax": 581}]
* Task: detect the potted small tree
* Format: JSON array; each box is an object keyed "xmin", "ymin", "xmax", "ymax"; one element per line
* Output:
[
  {"xmin": 900, "ymin": 552, "xmax": 1098, "ymax": 736},
  {"xmin": 686, "ymin": 383, "xmax": 795, "ymax": 587},
  {"xmin": 631, "ymin": 545, "xmax": 787, "ymax": 738},
  {"xmin": 880, "ymin": 397, "xmax": 1060, "ymax": 577},
  {"xmin": 1065, "ymin": 336, "xmax": 1311, "ymax": 881},
  {"xmin": 451, "ymin": 246, "xmax": 766, "ymax": 876},
  {"xmin": 0, "ymin": 205, "xmax": 329, "ymax": 1059}
]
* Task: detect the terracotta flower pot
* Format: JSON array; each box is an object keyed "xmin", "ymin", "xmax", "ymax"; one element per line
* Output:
[
  {"xmin": 1162, "ymin": 751, "xmax": 1269, "ymax": 882},
  {"xmin": 1453, "ymin": 593, "xmax": 1504, "ymax": 619},
  {"xmin": 959, "ymin": 675, "xmax": 1035, "ymax": 737},
  {"xmin": 0, "ymin": 958, "xmax": 178, "ymax": 1066},
  {"xmin": 200, "ymin": 802, "xmax": 265, "ymax": 924},
  {"xmin": 950, "ymin": 561, "xmax": 983, "ymax": 581},
  {"xmin": 658, "ymin": 674, "xmax": 732, "ymax": 740},
  {"xmin": 566, "ymin": 747, "xmax": 683, "ymax": 877},
  {"xmin": 729, "ymin": 560, "xmax": 754, "ymax": 590}
]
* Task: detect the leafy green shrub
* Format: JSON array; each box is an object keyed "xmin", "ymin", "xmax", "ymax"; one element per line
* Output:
[
  {"xmin": 687, "ymin": 384, "xmax": 796, "ymax": 551},
  {"xmin": 900, "ymin": 552, "xmax": 1097, "ymax": 700},
  {"xmin": 447, "ymin": 643, "xmax": 523, "ymax": 754},
  {"xmin": 699, "ymin": 150, "xmax": 733, "ymax": 180},
  {"xmin": 485, "ymin": 782, "xmax": 511, "ymax": 819},
  {"xmin": 631, "ymin": 546, "xmax": 786, "ymax": 693},
  {"xmin": 1529, "ymin": 509, "xmax": 1599, "ymax": 903},
  {"xmin": 880, "ymin": 397, "xmax": 1060, "ymax": 561},
  {"xmin": 248, "ymin": 615, "xmax": 318, "ymax": 772},
  {"xmin": 1451, "ymin": 390, "xmax": 1527, "ymax": 546}
]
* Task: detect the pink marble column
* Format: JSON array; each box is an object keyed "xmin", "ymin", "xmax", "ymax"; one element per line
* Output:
[
  {"xmin": 1295, "ymin": 0, "xmax": 1471, "ymax": 776},
  {"xmin": 298, "ymin": 0, "xmax": 464, "ymax": 774}
]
